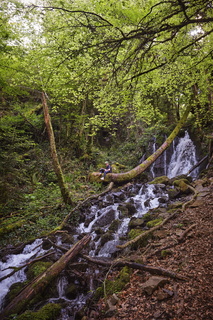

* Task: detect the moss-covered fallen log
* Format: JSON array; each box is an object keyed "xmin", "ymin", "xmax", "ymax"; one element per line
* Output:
[
  {"xmin": 0, "ymin": 234, "xmax": 91, "ymax": 320},
  {"xmin": 103, "ymin": 105, "xmax": 191, "ymax": 183}
]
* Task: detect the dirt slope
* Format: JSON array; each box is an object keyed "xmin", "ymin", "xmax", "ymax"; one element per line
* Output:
[{"xmin": 97, "ymin": 175, "xmax": 213, "ymax": 320}]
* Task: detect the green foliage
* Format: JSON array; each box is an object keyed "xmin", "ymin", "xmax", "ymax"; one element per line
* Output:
[
  {"xmin": 26, "ymin": 262, "xmax": 53, "ymax": 280},
  {"xmin": 94, "ymin": 266, "xmax": 131, "ymax": 300}
]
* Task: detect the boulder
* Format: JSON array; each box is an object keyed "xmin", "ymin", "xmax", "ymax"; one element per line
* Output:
[{"xmin": 140, "ymin": 276, "xmax": 168, "ymax": 295}]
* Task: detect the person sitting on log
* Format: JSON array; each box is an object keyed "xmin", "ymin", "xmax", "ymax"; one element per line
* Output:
[{"xmin": 99, "ymin": 161, "xmax": 112, "ymax": 180}]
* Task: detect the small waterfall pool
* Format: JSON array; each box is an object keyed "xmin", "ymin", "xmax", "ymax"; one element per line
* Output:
[{"xmin": 0, "ymin": 130, "xmax": 200, "ymax": 319}]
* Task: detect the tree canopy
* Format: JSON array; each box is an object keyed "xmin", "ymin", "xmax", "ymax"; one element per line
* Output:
[{"xmin": 0, "ymin": 0, "xmax": 213, "ymax": 208}]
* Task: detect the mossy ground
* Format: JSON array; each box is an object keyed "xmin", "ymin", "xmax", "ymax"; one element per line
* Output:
[
  {"xmin": 94, "ymin": 266, "xmax": 131, "ymax": 300},
  {"xmin": 15, "ymin": 303, "xmax": 61, "ymax": 320}
]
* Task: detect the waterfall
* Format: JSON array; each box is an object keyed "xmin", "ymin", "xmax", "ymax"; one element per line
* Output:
[
  {"xmin": 167, "ymin": 131, "xmax": 198, "ymax": 178},
  {"xmin": 0, "ymin": 130, "xmax": 200, "ymax": 318}
]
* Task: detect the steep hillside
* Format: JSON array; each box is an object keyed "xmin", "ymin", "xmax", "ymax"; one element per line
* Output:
[{"xmin": 95, "ymin": 173, "xmax": 213, "ymax": 320}]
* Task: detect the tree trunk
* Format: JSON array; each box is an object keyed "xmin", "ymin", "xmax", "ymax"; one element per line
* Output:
[
  {"xmin": 41, "ymin": 92, "xmax": 73, "ymax": 205},
  {"xmin": 0, "ymin": 235, "xmax": 91, "ymax": 319},
  {"xmin": 104, "ymin": 105, "xmax": 191, "ymax": 183}
]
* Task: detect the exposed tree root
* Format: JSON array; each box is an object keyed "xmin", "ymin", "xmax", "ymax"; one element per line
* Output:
[
  {"xmin": 182, "ymin": 185, "xmax": 198, "ymax": 211},
  {"xmin": 116, "ymin": 211, "xmax": 179, "ymax": 250},
  {"xmin": 146, "ymin": 223, "xmax": 197, "ymax": 259}
]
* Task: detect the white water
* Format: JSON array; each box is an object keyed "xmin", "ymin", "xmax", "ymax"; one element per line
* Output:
[
  {"xmin": 0, "ymin": 130, "xmax": 199, "ymax": 317},
  {"xmin": 167, "ymin": 131, "xmax": 198, "ymax": 178},
  {"xmin": 0, "ymin": 239, "xmax": 46, "ymax": 309}
]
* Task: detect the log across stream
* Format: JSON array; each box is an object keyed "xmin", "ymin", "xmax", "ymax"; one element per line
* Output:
[{"xmin": 0, "ymin": 131, "xmax": 200, "ymax": 319}]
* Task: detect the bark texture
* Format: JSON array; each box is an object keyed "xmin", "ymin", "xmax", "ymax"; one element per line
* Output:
[{"xmin": 41, "ymin": 92, "xmax": 73, "ymax": 205}]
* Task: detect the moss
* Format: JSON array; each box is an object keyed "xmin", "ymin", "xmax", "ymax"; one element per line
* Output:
[
  {"xmin": 16, "ymin": 303, "xmax": 61, "ymax": 320},
  {"xmin": 4, "ymin": 282, "xmax": 28, "ymax": 305},
  {"xmin": 128, "ymin": 229, "xmax": 151, "ymax": 248},
  {"xmin": 149, "ymin": 176, "xmax": 170, "ymax": 185},
  {"xmin": 109, "ymin": 219, "xmax": 119, "ymax": 232},
  {"xmin": 26, "ymin": 261, "xmax": 53, "ymax": 280},
  {"xmin": 93, "ymin": 266, "xmax": 131, "ymax": 300},
  {"xmin": 173, "ymin": 179, "xmax": 190, "ymax": 192},
  {"xmin": 128, "ymin": 228, "xmax": 143, "ymax": 240},
  {"xmin": 0, "ymin": 220, "xmax": 25, "ymax": 237},
  {"xmin": 146, "ymin": 218, "xmax": 163, "ymax": 228}
]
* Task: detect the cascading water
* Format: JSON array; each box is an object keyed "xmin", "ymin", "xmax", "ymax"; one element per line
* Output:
[
  {"xmin": 0, "ymin": 239, "xmax": 46, "ymax": 309},
  {"xmin": 167, "ymin": 131, "xmax": 198, "ymax": 178},
  {"xmin": 0, "ymin": 130, "xmax": 200, "ymax": 319}
]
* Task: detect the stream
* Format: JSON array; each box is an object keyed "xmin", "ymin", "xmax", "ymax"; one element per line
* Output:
[{"xmin": 0, "ymin": 131, "xmax": 200, "ymax": 319}]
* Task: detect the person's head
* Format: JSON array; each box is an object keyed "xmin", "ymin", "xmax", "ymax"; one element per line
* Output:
[{"xmin": 105, "ymin": 161, "xmax": 109, "ymax": 165}]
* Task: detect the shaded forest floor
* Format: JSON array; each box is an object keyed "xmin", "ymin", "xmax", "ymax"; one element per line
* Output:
[{"xmin": 96, "ymin": 174, "xmax": 213, "ymax": 320}]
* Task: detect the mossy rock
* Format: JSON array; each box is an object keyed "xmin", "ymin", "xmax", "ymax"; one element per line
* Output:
[
  {"xmin": 0, "ymin": 220, "xmax": 26, "ymax": 237},
  {"xmin": 93, "ymin": 266, "xmax": 131, "ymax": 300},
  {"xmin": 109, "ymin": 219, "xmax": 120, "ymax": 232},
  {"xmin": 26, "ymin": 261, "xmax": 53, "ymax": 280},
  {"xmin": 16, "ymin": 303, "xmax": 61, "ymax": 320},
  {"xmin": 100, "ymin": 232, "xmax": 114, "ymax": 246},
  {"xmin": 128, "ymin": 229, "xmax": 151, "ymax": 248},
  {"xmin": 146, "ymin": 218, "xmax": 163, "ymax": 228},
  {"xmin": 167, "ymin": 187, "xmax": 180, "ymax": 199},
  {"xmin": 173, "ymin": 179, "xmax": 191, "ymax": 193},
  {"xmin": 128, "ymin": 228, "xmax": 143, "ymax": 240},
  {"xmin": 128, "ymin": 218, "xmax": 145, "ymax": 229},
  {"xmin": 4, "ymin": 282, "xmax": 28, "ymax": 306},
  {"xmin": 149, "ymin": 176, "xmax": 170, "ymax": 185}
]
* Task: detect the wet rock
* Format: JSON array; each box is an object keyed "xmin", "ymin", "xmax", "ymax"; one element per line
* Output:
[
  {"xmin": 129, "ymin": 217, "xmax": 145, "ymax": 228},
  {"xmin": 93, "ymin": 208, "xmax": 116, "ymax": 228},
  {"xmin": 144, "ymin": 199, "xmax": 150, "ymax": 207},
  {"xmin": 125, "ymin": 202, "xmax": 137, "ymax": 215},
  {"xmin": 103, "ymin": 194, "xmax": 115, "ymax": 206},
  {"xmin": 112, "ymin": 191, "xmax": 126, "ymax": 201},
  {"xmin": 100, "ymin": 232, "xmax": 114, "ymax": 246},
  {"xmin": 118, "ymin": 202, "xmax": 136, "ymax": 218},
  {"xmin": 109, "ymin": 219, "xmax": 120, "ymax": 232},
  {"xmin": 65, "ymin": 283, "xmax": 78, "ymax": 299}
]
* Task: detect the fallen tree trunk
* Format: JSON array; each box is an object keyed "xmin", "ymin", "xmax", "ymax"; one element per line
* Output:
[
  {"xmin": 104, "ymin": 105, "xmax": 191, "ymax": 183},
  {"xmin": 187, "ymin": 154, "xmax": 208, "ymax": 175},
  {"xmin": 82, "ymin": 255, "xmax": 186, "ymax": 281},
  {"xmin": 0, "ymin": 234, "xmax": 91, "ymax": 319}
]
